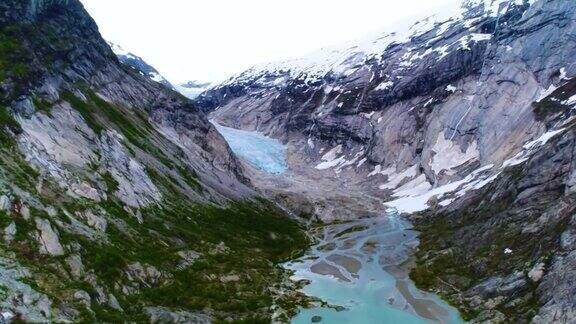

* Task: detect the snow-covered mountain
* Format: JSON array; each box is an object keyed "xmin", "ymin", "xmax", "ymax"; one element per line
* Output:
[
  {"xmin": 214, "ymin": 0, "xmax": 533, "ymax": 88},
  {"xmin": 108, "ymin": 42, "xmax": 174, "ymax": 89},
  {"xmin": 174, "ymin": 80, "xmax": 213, "ymax": 99},
  {"xmin": 108, "ymin": 43, "xmax": 213, "ymax": 100}
]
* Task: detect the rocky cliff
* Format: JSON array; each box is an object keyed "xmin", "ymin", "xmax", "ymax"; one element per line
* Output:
[
  {"xmin": 0, "ymin": 0, "xmax": 308, "ymax": 322},
  {"xmin": 198, "ymin": 0, "xmax": 574, "ymax": 195},
  {"xmin": 196, "ymin": 0, "xmax": 576, "ymax": 321}
]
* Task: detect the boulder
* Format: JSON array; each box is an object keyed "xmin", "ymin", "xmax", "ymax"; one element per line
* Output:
[{"xmin": 35, "ymin": 218, "xmax": 64, "ymax": 256}]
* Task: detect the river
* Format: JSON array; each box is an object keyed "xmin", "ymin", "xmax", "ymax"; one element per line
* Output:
[{"xmin": 284, "ymin": 209, "xmax": 463, "ymax": 324}]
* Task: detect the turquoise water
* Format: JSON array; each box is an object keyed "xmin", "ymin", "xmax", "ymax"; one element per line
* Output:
[
  {"xmin": 285, "ymin": 210, "xmax": 463, "ymax": 324},
  {"xmin": 212, "ymin": 122, "xmax": 287, "ymax": 175}
]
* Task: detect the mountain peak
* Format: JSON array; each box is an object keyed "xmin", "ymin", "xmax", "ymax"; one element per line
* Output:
[
  {"xmin": 107, "ymin": 41, "xmax": 174, "ymax": 89},
  {"xmin": 219, "ymin": 0, "xmax": 533, "ymax": 88}
]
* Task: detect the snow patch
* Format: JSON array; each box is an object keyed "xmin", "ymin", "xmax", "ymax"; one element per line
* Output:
[
  {"xmin": 562, "ymin": 94, "xmax": 576, "ymax": 106},
  {"xmin": 537, "ymin": 84, "xmax": 558, "ymax": 102},
  {"xmin": 385, "ymin": 164, "xmax": 497, "ymax": 213},
  {"xmin": 392, "ymin": 174, "xmax": 432, "ymax": 197},
  {"xmin": 375, "ymin": 81, "xmax": 394, "ymax": 91},
  {"xmin": 222, "ymin": 0, "xmax": 522, "ymax": 87},
  {"xmin": 307, "ymin": 138, "xmax": 315, "ymax": 149},
  {"xmin": 108, "ymin": 42, "xmax": 130, "ymax": 56},
  {"xmin": 430, "ymin": 132, "xmax": 479, "ymax": 175},
  {"xmin": 559, "ymin": 67, "xmax": 568, "ymax": 80},
  {"xmin": 501, "ymin": 128, "xmax": 566, "ymax": 169},
  {"xmin": 316, "ymin": 146, "xmax": 365, "ymax": 173},
  {"xmin": 524, "ymin": 128, "xmax": 565, "ymax": 150},
  {"xmin": 379, "ymin": 165, "xmax": 418, "ymax": 190},
  {"xmin": 368, "ymin": 165, "xmax": 396, "ymax": 178}
]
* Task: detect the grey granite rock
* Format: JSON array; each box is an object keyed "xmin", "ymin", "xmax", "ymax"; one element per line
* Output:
[
  {"xmin": 35, "ymin": 218, "xmax": 64, "ymax": 256},
  {"xmin": 145, "ymin": 307, "xmax": 211, "ymax": 324}
]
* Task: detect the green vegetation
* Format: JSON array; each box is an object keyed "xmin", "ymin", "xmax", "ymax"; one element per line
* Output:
[
  {"xmin": 0, "ymin": 28, "xmax": 31, "ymax": 82},
  {"xmin": 62, "ymin": 87, "xmax": 181, "ymax": 170},
  {"xmin": 0, "ymin": 17, "xmax": 308, "ymax": 322},
  {"xmin": 101, "ymin": 171, "xmax": 119, "ymax": 193},
  {"xmin": 0, "ymin": 107, "xmax": 19, "ymax": 130},
  {"xmin": 60, "ymin": 90, "xmax": 105, "ymax": 134},
  {"xmin": 334, "ymin": 224, "xmax": 369, "ymax": 238},
  {"xmin": 409, "ymin": 162, "xmax": 575, "ymax": 322},
  {"xmin": 0, "ymin": 285, "xmax": 8, "ymax": 300},
  {"xmin": 0, "ymin": 132, "xmax": 309, "ymax": 321},
  {"xmin": 137, "ymin": 200, "xmax": 308, "ymax": 317},
  {"xmin": 33, "ymin": 96, "xmax": 54, "ymax": 115},
  {"xmin": 0, "ymin": 169, "xmax": 309, "ymax": 322},
  {"xmin": 45, "ymin": 196, "xmax": 309, "ymax": 322},
  {"xmin": 176, "ymin": 165, "xmax": 202, "ymax": 192},
  {"xmin": 0, "ymin": 107, "xmax": 20, "ymax": 145}
]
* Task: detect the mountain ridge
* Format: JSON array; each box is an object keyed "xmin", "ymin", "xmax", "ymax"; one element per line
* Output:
[{"xmin": 108, "ymin": 41, "xmax": 175, "ymax": 90}]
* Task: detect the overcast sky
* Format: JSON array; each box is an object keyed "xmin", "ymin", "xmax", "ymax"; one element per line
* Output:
[{"xmin": 80, "ymin": 0, "xmax": 456, "ymax": 84}]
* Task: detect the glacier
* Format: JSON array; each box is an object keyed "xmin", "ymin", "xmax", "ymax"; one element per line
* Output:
[{"xmin": 212, "ymin": 122, "xmax": 287, "ymax": 175}]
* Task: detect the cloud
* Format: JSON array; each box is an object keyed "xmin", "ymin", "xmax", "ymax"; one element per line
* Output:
[{"xmin": 80, "ymin": 0, "xmax": 456, "ymax": 83}]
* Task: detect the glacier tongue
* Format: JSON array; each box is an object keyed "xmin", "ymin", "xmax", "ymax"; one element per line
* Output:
[{"xmin": 212, "ymin": 122, "xmax": 287, "ymax": 175}]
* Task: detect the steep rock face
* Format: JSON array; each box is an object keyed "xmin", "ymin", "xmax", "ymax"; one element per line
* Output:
[
  {"xmin": 1, "ymin": 0, "xmax": 251, "ymax": 202},
  {"xmin": 0, "ymin": 0, "xmax": 309, "ymax": 322},
  {"xmin": 411, "ymin": 117, "xmax": 576, "ymax": 321},
  {"xmin": 198, "ymin": 0, "xmax": 575, "ymax": 200},
  {"xmin": 407, "ymin": 65, "xmax": 576, "ymax": 322}
]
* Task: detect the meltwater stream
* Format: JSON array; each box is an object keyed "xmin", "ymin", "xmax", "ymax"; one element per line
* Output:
[
  {"xmin": 214, "ymin": 123, "xmax": 462, "ymax": 323},
  {"xmin": 284, "ymin": 210, "xmax": 463, "ymax": 324}
]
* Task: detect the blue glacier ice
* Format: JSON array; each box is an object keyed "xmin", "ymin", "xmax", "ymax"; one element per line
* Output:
[{"xmin": 213, "ymin": 122, "xmax": 287, "ymax": 175}]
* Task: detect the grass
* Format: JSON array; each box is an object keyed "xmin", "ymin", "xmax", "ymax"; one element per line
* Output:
[
  {"xmin": 33, "ymin": 96, "xmax": 54, "ymax": 115},
  {"xmin": 0, "ymin": 28, "xmax": 31, "ymax": 82},
  {"xmin": 0, "ymin": 107, "xmax": 20, "ymax": 146},
  {"xmin": 101, "ymin": 171, "xmax": 119, "ymax": 193},
  {"xmin": 60, "ymin": 90, "xmax": 104, "ymax": 135}
]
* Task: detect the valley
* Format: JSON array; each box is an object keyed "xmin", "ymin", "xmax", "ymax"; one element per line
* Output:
[{"xmin": 0, "ymin": 0, "xmax": 574, "ymax": 323}]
